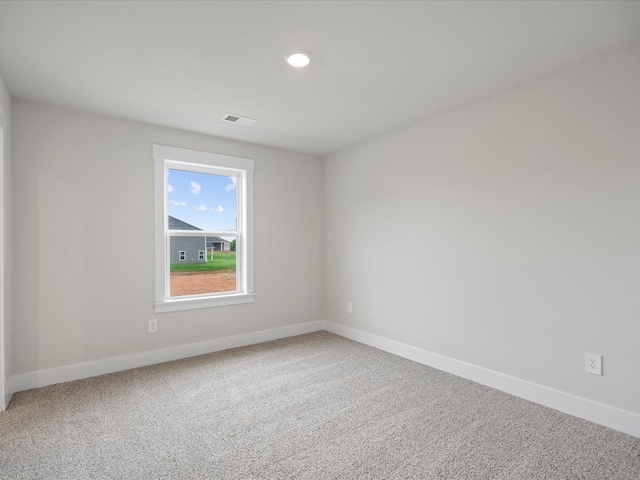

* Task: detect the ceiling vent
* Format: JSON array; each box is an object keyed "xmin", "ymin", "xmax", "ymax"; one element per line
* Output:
[{"xmin": 222, "ymin": 113, "xmax": 256, "ymax": 126}]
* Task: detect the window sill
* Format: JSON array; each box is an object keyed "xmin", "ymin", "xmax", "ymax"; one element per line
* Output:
[{"xmin": 155, "ymin": 292, "xmax": 256, "ymax": 313}]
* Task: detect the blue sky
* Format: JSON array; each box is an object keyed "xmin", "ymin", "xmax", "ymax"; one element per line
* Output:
[{"xmin": 167, "ymin": 169, "xmax": 237, "ymax": 231}]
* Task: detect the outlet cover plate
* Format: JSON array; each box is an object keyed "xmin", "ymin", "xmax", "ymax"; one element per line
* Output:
[
  {"xmin": 585, "ymin": 352, "xmax": 602, "ymax": 375},
  {"xmin": 148, "ymin": 319, "xmax": 158, "ymax": 334}
]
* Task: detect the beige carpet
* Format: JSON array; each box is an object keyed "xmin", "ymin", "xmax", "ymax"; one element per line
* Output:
[{"xmin": 1, "ymin": 331, "xmax": 639, "ymax": 479}]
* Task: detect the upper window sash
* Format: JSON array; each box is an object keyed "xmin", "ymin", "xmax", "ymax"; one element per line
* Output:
[{"xmin": 164, "ymin": 161, "xmax": 244, "ymax": 235}]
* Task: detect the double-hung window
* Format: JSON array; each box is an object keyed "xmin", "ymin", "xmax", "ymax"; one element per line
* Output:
[{"xmin": 154, "ymin": 145, "xmax": 254, "ymax": 312}]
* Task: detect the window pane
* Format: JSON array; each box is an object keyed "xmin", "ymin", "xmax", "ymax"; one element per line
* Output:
[
  {"xmin": 167, "ymin": 168, "xmax": 237, "ymax": 232},
  {"xmin": 169, "ymin": 235, "xmax": 237, "ymax": 297}
]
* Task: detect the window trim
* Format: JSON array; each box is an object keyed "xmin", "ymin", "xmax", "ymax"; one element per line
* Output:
[
  {"xmin": 153, "ymin": 144, "xmax": 255, "ymax": 312},
  {"xmin": 178, "ymin": 250, "xmax": 186, "ymax": 261},
  {"xmin": 198, "ymin": 250, "xmax": 205, "ymax": 261}
]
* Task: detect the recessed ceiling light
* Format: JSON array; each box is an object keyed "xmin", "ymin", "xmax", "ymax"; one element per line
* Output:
[{"xmin": 285, "ymin": 52, "xmax": 310, "ymax": 68}]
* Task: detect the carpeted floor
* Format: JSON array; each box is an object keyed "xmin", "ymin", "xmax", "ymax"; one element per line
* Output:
[{"xmin": 1, "ymin": 332, "xmax": 639, "ymax": 479}]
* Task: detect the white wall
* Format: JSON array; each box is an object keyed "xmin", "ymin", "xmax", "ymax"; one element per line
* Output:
[
  {"xmin": 12, "ymin": 100, "xmax": 323, "ymax": 375},
  {"xmin": 324, "ymin": 47, "xmax": 640, "ymax": 414},
  {"xmin": 0, "ymin": 71, "xmax": 12, "ymax": 407}
]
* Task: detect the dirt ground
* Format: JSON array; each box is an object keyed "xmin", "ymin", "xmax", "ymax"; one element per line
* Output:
[{"xmin": 170, "ymin": 270, "xmax": 237, "ymax": 297}]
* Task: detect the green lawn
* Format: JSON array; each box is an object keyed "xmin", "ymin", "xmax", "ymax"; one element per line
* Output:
[{"xmin": 171, "ymin": 252, "xmax": 236, "ymax": 272}]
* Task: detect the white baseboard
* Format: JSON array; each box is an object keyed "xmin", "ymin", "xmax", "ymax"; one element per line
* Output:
[
  {"xmin": 323, "ymin": 320, "xmax": 640, "ymax": 439},
  {"xmin": 8, "ymin": 319, "xmax": 639, "ymax": 439},
  {"xmin": 8, "ymin": 320, "xmax": 325, "ymax": 396}
]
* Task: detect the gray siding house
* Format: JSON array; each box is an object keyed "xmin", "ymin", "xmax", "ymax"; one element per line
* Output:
[{"xmin": 169, "ymin": 216, "xmax": 206, "ymax": 264}]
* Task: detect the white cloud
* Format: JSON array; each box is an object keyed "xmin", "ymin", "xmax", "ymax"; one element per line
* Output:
[
  {"xmin": 190, "ymin": 181, "xmax": 201, "ymax": 194},
  {"xmin": 213, "ymin": 206, "xmax": 224, "ymax": 212},
  {"xmin": 225, "ymin": 177, "xmax": 237, "ymax": 192},
  {"xmin": 167, "ymin": 184, "xmax": 174, "ymax": 193},
  {"xmin": 169, "ymin": 200, "xmax": 186, "ymax": 206},
  {"xmin": 197, "ymin": 205, "xmax": 207, "ymax": 211}
]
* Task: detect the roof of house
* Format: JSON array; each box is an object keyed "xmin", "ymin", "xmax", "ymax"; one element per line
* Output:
[
  {"xmin": 168, "ymin": 216, "xmax": 201, "ymax": 231},
  {"xmin": 206, "ymin": 236, "xmax": 231, "ymax": 244},
  {"xmin": 168, "ymin": 217, "xmax": 230, "ymax": 244}
]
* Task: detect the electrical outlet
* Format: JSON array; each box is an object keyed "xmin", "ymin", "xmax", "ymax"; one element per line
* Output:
[
  {"xmin": 347, "ymin": 302, "xmax": 353, "ymax": 314},
  {"xmin": 148, "ymin": 319, "xmax": 158, "ymax": 334},
  {"xmin": 585, "ymin": 352, "xmax": 602, "ymax": 375}
]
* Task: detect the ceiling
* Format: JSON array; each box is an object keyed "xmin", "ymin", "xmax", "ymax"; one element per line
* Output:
[{"xmin": 1, "ymin": 1, "xmax": 639, "ymax": 156}]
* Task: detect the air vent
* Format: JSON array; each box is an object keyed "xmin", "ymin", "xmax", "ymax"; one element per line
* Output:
[{"xmin": 222, "ymin": 113, "xmax": 256, "ymax": 126}]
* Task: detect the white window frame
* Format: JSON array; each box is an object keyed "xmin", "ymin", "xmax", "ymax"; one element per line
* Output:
[
  {"xmin": 198, "ymin": 250, "xmax": 205, "ymax": 261},
  {"xmin": 179, "ymin": 250, "xmax": 186, "ymax": 261},
  {"xmin": 154, "ymin": 144, "xmax": 255, "ymax": 312}
]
